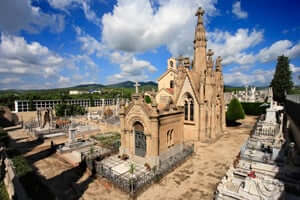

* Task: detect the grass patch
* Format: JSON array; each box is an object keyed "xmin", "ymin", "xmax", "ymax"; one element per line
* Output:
[
  {"xmin": 5, "ymin": 142, "xmax": 55, "ymax": 199},
  {"xmin": 11, "ymin": 156, "xmax": 33, "ymax": 177},
  {"xmin": 0, "ymin": 181, "xmax": 9, "ymax": 200},
  {"xmin": 9, "ymin": 153, "xmax": 55, "ymax": 200},
  {"xmin": 92, "ymin": 132, "xmax": 120, "ymax": 149}
]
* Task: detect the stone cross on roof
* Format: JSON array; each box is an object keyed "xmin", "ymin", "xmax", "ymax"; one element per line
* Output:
[
  {"xmin": 196, "ymin": 7, "xmax": 205, "ymax": 16},
  {"xmin": 134, "ymin": 81, "xmax": 140, "ymax": 94},
  {"xmin": 195, "ymin": 7, "xmax": 205, "ymax": 24}
]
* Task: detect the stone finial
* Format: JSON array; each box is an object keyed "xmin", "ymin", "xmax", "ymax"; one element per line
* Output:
[
  {"xmin": 215, "ymin": 56, "xmax": 222, "ymax": 71},
  {"xmin": 183, "ymin": 57, "xmax": 190, "ymax": 69},
  {"xmin": 195, "ymin": 7, "xmax": 205, "ymax": 24},
  {"xmin": 207, "ymin": 49, "xmax": 214, "ymax": 57},
  {"xmin": 207, "ymin": 49, "xmax": 214, "ymax": 69}
]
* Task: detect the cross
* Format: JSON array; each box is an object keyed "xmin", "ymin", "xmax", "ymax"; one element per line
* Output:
[
  {"xmin": 196, "ymin": 7, "xmax": 205, "ymax": 17},
  {"xmin": 196, "ymin": 7, "xmax": 205, "ymax": 25},
  {"xmin": 134, "ymin": 81, "xmax": 140, "ymax": 94}
]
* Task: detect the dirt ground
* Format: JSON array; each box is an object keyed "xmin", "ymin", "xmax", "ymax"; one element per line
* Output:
[{"xmin": 7, "ymin": 115, "xmax": 257, "ymax": 200}]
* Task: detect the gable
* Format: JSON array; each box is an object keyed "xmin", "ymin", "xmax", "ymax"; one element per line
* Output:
[
  {"xmin": 176, "ymin": 76, "xmax": 198, "ymax": 106},
  {"xmin": 157, "ymin": 69, "xmax": 177, "ymax": 91},
  {"xmin": 126, "ymin": 104, "xmax": 149, "ymax": 118}
]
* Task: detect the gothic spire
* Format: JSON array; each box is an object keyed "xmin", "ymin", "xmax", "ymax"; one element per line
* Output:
[
  {"xmin": 193, "ymin": 7, "xmax": 207, "ymax": 76},
  {"xmin": 194, "ymin": 7, "xmax": 206, "ymax": 48}
]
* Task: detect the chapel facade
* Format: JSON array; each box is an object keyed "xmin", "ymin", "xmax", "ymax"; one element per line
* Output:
[{"xmin": 119, "ymin": 7, "xmax": 225, "ymax": 167}]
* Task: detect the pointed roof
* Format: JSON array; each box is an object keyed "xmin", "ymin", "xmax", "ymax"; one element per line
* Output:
[
  {"xmin": 157, "ymin": 68, "xmax": 177, "ymax": 81},
  {"xmin": 174, "ymin": 70, "xmax": 201, "ymax": 105}
]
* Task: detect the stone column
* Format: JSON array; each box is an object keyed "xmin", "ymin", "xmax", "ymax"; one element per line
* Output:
[{"xmin": 119, "ymin": 103, "xmax": 126, "ymax": 154}]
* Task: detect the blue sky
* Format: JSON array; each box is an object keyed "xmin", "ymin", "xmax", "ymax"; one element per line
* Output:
[{"xmin": 0, "ymin": 0, "xmax": 299, "ymax": 89}]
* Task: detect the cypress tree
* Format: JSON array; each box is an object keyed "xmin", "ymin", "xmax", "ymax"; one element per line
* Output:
[
  {"xmin": 270, "ymin": 55, "xmax": 293, "ymax": 103},
  {"xmin": 226, "ymin": 98, "xmax": 245, "ymax": 123}
]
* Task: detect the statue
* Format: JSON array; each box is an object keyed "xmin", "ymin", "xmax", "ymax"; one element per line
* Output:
[
  {"xmin": 207, "ymin": 49, "xmax": 214, "ymax": 69},
  {"xmin": 216, "ymin": 56, "xmax": 222, "ymax": 71}
]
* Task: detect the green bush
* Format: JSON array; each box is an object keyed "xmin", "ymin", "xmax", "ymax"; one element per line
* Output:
[
  {"xmin": 226, "ymin": 98, "xmax": 245, "ymax": 123},
  {"xmin": 145, "ymin": 95, "xmax": 152, "ymax": 104},
  {"xmin": 55, "ymin": 103, "xmax": 86, "ymax": 117},
  {"xmin": 10, "ymin": 154, "xmax": 55, "ymax": 199},
  {"xmin": 11, "ymin": 156, "xmax": 33, "ymax": 177},
  {"xmin": 241, "ymin": 102, "xmax": 267, "ymax": 116},
  {"xmin": 0, "ymin": 181, "xmax": 9, "ymax": 200}
]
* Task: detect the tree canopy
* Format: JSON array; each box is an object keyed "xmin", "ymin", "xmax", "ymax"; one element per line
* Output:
[{"xmin": 270, "ymin": 55, "xmax": 293, "ymax": 103}]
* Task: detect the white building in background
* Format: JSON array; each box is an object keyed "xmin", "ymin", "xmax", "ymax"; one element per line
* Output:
[
  {"xmin": 69, "ymin": 90, "xmax": 89, "ymax": 95},
  {"xmin": 14, "ymin": 98, "xmax": 120, "ymax": 112}
]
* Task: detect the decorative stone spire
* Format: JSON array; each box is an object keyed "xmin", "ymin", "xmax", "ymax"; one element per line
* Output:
[
  {"xmin": 194, "ymin": 7, "xmax": 206, "ymax": 48},
  {"xmin": 215, "ymin": 56, "xmax": 222, "ymax": 72},
  {"xmin": 193, "ymin": 7, "xmax": 207, "ymax": 75}
]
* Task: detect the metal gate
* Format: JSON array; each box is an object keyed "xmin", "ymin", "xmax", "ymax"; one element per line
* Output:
[{"xmin": 135, "ymin": 131, "xmax": 146, "ymax": 157}]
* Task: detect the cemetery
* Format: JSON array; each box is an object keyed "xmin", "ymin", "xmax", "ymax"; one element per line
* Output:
[
  {"xmin": 215, "ymin": 99, "xmax": 300, "ymax": 199},
  {"xmin": 0, "ymin": 1, "xmax": 299, "ymax": 200}
]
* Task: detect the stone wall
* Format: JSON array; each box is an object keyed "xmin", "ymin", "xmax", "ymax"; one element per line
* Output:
[{"xmin": 285, "ymin": 96, "xmax": 300, "ymax": 151}]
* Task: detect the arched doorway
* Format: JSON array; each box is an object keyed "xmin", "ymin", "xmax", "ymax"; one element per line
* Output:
[{"xmin": 133, "ymin": 121, "xmax": 146, "ymax": 157}]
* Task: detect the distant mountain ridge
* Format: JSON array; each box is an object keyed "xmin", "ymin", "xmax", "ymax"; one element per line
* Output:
[
  {"xmin": 71, "ymin": 81, "xmax": 157, "ymax": 89},
  {"xmin": 105, "ymin": 81, "xmax": 157, "ymax": 88}
]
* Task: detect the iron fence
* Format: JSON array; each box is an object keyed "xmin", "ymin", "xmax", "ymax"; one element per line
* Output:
[{"xmin": 95, "ymin": 144, "xmax": 194, "ymax": 195}]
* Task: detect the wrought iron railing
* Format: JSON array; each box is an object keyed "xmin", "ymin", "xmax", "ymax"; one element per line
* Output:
[{"xmin": 95, "ymin": 144, "xmax": 194, "ymax": 195}]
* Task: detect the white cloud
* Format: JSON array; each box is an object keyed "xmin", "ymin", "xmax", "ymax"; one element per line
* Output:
[
  {"xmin": 224, "ymin": 69, "xmax": 274, "ymax": 86},
  {"xmin": 232, "ymin": 1, "xmax": 248, "ymax": 19},
  {"xmin": 257, "ymin": 40, "xmax": 300, "ymax": 63},
  {"xmin": 0, "ymin": 0, "xmax": 65, "ymax": 33},
  {"xmin": 48, "ymin": 0, "xmax": 101, "ymax": 25},
  {"xmin": 290, "ymin": 63, "xmax": 300, "ymax": 73},
  {"xmin": 207, "ymin": 28, "xmax": 263, "ymax": 65},
  {"xmin": 74, "ymin": 26, "xmax": 105, "ymax": 56},
  {"xmin": 207, "ymin": 28, "xmax": 300, "ymax": 67},
  {"xmin": 58, "ymin": 76, "xmax": 71, "ymax": 84},
  {"xmin": 0, "ymin": 77, "xmax": 22, "ymax": 84},
  {"xmin": 0, "ymin": 33, "xmax": 63, "ymax": 77},
  {"xmin": 101, "ymin": 0, "xmax": 218, "ymax": 56},
  {"xmin": 0, "ymin": 33, "xmax": 101, "ymax": 89},
  {"xmin": 74, "ymin": 25, "xmax": 157, "ymax": 84},
  {"xmin": 257, "ymin": 40, "xmax": 292, "ymax": 63},
  {"xmin": 107, "ymin": 51, "xmax": 157, "ymax": 83}
]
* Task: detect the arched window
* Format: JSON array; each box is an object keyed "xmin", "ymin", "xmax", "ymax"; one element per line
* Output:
[
  {"xmin": 133, "ymin": 121, "xmax": 144, "ymax": 132},
  {"xmin": 133, "ymin": 121, "xmax": 146, "ymax": 157},
  {"xmin": 190, "ymin": 101, "xmax": 194, "ymax": 121},
  {"xmin": 170, "ymin": 60, "xmax": 173, "ymax": 68},
  {"xmin": 170, "ymin": 80, "xmax": 174, "ymax": 88},
  {"xmin": 184, "ymin": 101, "xmax": 188, "ymax": 120}
]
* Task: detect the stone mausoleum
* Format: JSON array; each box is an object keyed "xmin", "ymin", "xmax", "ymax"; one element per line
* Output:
[
  {"xmin": 118, "ymin": 7, "xmax": 226, "ymax": 167},
  {"xmin": 155, "ymin": 7, "xmax": 225, "ymax": 141},
  {"xmin": 119, "ymin": 90, "xmax": 184, "ymax": 166}
]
